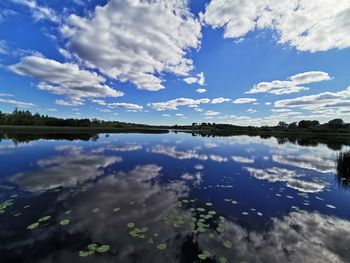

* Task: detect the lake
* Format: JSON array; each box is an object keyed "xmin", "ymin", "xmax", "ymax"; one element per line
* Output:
[{"xmin": 0, "ymin": 132, "xmax": 350, "ymax": 263}]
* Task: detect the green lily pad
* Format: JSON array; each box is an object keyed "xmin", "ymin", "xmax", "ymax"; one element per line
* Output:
[
  {"xmin": 59, "ymin": 219, "xmax": 70, "ymax": 226},
  {"xmin": 113, "ymin": 207, "xmax": 120, "ymax": 212},
  {"xmin": 219, "ymin": 256, "xmax": 228, "ymax": 263},
  {"xmin": 38, "ymin": 215, "xmax": 51, "ymax": 222},
  {"xmin": 127, "ymin": 222, "xmax": 135, "ymax": 228},
  {"xmin": 96, "ymin": 244, "xmax": 110, "ymax": 253},
  {"xmin": 87, "ymin": 243, "xmax": 98, "ymax": 251},
  {"xmin": 157, "ymin": 243, "xmax": 167, "ymax": 250},
  {"xmin": 198, "ymin": 251, "xmax": 211, "ymax": 260},
  {"xmin": 27, "ymin": 222, "xmax": 40, "ymax": 230},
  {"xmin": 79, "ymin": 250, "xmax": 89, "ymax": 257},
  {"xmin": 91, "ymin": 208, "xmax": 100, "ymax": 213},
  {"xmin": 223, "ymin": 240, "xmax": 232, "ymax": 248}
]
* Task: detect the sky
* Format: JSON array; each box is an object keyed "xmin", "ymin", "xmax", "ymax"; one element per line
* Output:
[{"xmin": 0, "ymin": 0, "xmax": 350, "ymax": 126}]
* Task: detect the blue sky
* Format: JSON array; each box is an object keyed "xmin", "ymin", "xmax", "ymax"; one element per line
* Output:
[{"xmin": 1, "ymin": 0, "xmax": 350, "ymax": 125}]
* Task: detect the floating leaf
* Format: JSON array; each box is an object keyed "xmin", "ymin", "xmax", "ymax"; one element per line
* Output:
[
  {"xmin": 113, "ymin": 207, "xmax": 120, "ymax": 212},
  {"xmin": 87, "ymin": 243, "xmax": 98, "ymax": 251},
  {"xmin": 79, "ymin": 250, "xmax": 88, "ymax": 257},
  {"xmin": 96, "ymin": 244, "xmax": 110, "ymax": 253},
  {"xmin": 60, "ymin": 219, "xmax": 70, "ymax": 226},
  {"xmin": 157, "ymin": 243, "xmax": 167, "ymax": 250},
  {"xmin": 38, "ymin": 215, "xmax": 51, "ymax": 222},
  {"xmin": 223, "ymin": 240, "xmax": 232, "ymax": 248},
  {"xmin": 127, "ymin": 222, "xmax": 135, "ymax": 228},
  {"xmin": 27, "ymin": 222, "xmax": 39, "ymax": 230},
  {"xmin": 219, "ymin": 256, "xmax": 228, "ymax": 263},
  {"xmin": 198, "ymin": 251, "xmax": 210, "ymax": 260},
  {"xmin": 91, "ymin": 208, "xmax": 100, "ymax": 213}
]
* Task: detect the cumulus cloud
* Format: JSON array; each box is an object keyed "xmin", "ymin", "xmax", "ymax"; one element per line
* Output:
[
  {"xmin": 108, "ymin": 103, "xmax": 143, "ymax": 111},
  {"xmin": 211, "ymin": 97, "xmax": 231, "ymax": 104},
  {"xmin": 196, "ymin": 88, "xmax": 207, "ymax": 94},
  {"xmin": 61, "ymin": 0, "xmax": 201, "ymax": 91},
  {"xmin": 233, "ymin": 98, "xmax": 257, "ymax": 104},
  {"xmin": 10, "ymin": 55, "xmax": 124, "ymax": 104},
  {"xmin": 149, "ymin": 97, "xmax": 210, "ymax": 111},
  {"xmin": 203, "ymin": 0, "xmax": 350, "ymax": 52},
  {"xmin": 183, "ymin": 72, "xmax": 205, "ymax": 86},
  {"xmin": 274, "ymin": 86, "xmax": 350, "ymax": 112},
  {"xmin": 246, "ymin": 71, "xmax": 332, "ymax": 95}
]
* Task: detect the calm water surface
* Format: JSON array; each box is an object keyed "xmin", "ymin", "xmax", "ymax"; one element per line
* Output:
[{"xmin": 0, "ymin": 132, "xmax": 350, "ymax": 263}]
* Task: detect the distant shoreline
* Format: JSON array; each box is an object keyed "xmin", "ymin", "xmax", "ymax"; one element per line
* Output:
[
  {"xmin": 1, "ymin": 125, "xmax": 350, "ymax": 137},
  {"xmin": 0, "ymin": 125, "xmax": 169, "ymax": 134}
]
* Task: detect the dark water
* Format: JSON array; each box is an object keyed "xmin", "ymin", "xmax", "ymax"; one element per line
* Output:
[{"xmin": 1, "ymin": 132, "xmax": 350, "ymax": 263}]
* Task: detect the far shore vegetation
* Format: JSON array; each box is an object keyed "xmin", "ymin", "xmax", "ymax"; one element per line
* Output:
[
  {"xmin": 1, "ymin": 108, "xmax": 350, "ymax": 137},
  {"xmin": 1, "ymin": 109, "xmax": 350, "ymax": 150}
]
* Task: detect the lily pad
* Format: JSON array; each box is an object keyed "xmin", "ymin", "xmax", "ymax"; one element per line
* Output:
[
  {"xmin": 87, "ymin": 243, "xmax": 98, "ymax": 251},
  {"xmin": 219, "ymin": 256, "xmax": 228, "ymax": 263},
  {"xmin": 127, "ymin": 222, "xmax": 135, "ymax": 228},
  {"xmin": 91, "ymin": 208, "xmax": 100, "ymax": 213},
  {"xmin": 96, "ymin": 244, "xmax": 110, "ymax": 253},
  {"xmin": 198, "ymin": 251, "xmax": 210, "ymax": 260},
  {"xmin": 223, "ymin": 240, "xmax": 232, "ymax": 248},
  {"xmin": 38, "ymin": 215, "xmax": 51, "ymax": 222},
  {"xmin": 27, "ymin": 222, "xmax": 40, "ymax": 230},
  {"xmin": 157, "ymin": 243, "xmax": 167, "ymax": 250},
  {"xmin": 60, "ymin": 219, "xmax": 70, "ymax": 226},
  {"xmin": 79, "ymin": 250, "xmax": 89, "ymax": 257},
  {"xmin": 113, "ymin": 207, "xmax": 120, "ymax": 212}
]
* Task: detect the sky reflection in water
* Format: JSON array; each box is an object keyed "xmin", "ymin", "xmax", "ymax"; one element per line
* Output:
[{"xmin": 0, "ymin": 133, "xmax": 350, "ymax": 263}]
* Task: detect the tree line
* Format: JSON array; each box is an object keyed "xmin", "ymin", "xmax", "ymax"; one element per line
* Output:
[
  {"xmin": 0, "ymin": 108, "xmax": 159, "ymax": 128},
  {"xmin": 0, "ymin": 108, "xmax": 349, "ymax": 133}
]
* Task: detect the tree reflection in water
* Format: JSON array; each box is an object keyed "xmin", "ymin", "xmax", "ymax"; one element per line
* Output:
[{"xmin": 336, "ymin": 151, "xmax": 350, "ymax": 188}]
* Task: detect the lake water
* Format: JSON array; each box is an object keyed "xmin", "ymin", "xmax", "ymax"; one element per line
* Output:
[{"xmin": 1, "ymin": 132, "xmax": 350, "ymax": 263}]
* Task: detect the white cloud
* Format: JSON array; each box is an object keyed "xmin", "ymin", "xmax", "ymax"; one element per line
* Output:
[
  {"xmin": 274, "ymin": 86, "xmax": 350, "ymax": 111},
  {"xmin": 246, "ymin": 71, "xmax": 331, "ymax": 95},
  {"xmin": 0, "ymin": 93, "xmax": 14, "ymax": 97},
  {"xmin": 233, "ymin": 98, "xmax": 257, "ymax": 104},
  {"xmin": 183, "ymin": 72, "xmax": 205, "ymax": 86},
  {"xmin": 246, "ymin": 108, "xmax": 257, "ymax": 113},
  {"xmin": 0, "ymin": 98, "xmax": 35, "ymax": 108},
  {"xmin": 108, "ymin": 103, "xmax": 143, "ymax": 111},
  {"xmin": 196, "ymin": 88, "xmax": 207, "ymax": 94},
  {"xmin": 203, "ymin": 0, "xmax": 350, "ymax": 52},
  {"xmin": 91, "ymin": 100, "xmax": 143, "ymax": 111},
  {"xmin": 211, "ymin": 97, "xmax": 231, "ymax": 104},
  {"xmin": 149, "ymin": 97, "xmax": 210, "ymax": 111},
  {"xmin": 10, "ymin": 55, "xmax": 124, "ymax": 104},
  {"xmin": 61, "ymin": 0, "xmax": 201, "ymax": 91},
  {"xmin": 56, "ymin": 99, "xmax": 83, "ymax": 107},
  {"xmin": 0, "ymin": 40, "xmax": 7, "ymax": 54},
  {"xmin": 10, "ymin": 0, "xmax": 60, "ymax": 23},
  {"xmin": 204, "ymin": 110, "xmax": 220, "ymax": 116}
]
